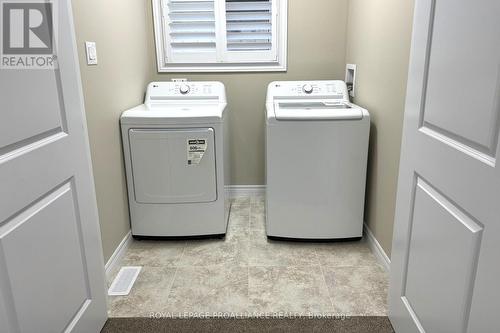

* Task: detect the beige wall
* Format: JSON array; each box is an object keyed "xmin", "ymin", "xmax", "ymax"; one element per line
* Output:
[
  {"xmin": 73, "ymin": 0, "xmax": 155, "ymax": 261},
  {"xmin": 345, "ymin": 0, "xmax": 414, "ymax": 256},
  {"xmin": 150, "ymin": 0, "xmax": 349, "ymax": 184}
]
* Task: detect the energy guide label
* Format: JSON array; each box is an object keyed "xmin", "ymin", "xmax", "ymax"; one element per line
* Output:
[{"xmin": 187, "ymin": 139, "xmax": 207, "ymax": 165}]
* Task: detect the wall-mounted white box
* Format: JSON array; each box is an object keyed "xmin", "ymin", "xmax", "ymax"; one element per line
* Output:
[{"xmin": 345, "ymin": 64, "xmax": 357, "ymax": 98}]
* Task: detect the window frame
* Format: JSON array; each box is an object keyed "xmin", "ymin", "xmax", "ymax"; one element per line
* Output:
[{"xmin": 152, "ymin": 0, "xmax": 288, "ymax": 73}]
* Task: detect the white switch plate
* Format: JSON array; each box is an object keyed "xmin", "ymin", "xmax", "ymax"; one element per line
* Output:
[{"xmin": 85, "ymin": 41, "xmax": 98, "ymax": 65}]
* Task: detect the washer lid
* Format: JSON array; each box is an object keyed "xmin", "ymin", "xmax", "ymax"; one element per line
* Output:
[{"xmin": 274, "ymin": 101, "xmax": 363, "ymax": 120}]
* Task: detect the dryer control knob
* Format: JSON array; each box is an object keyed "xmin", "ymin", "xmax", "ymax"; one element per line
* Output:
[
  {"xmin": 180, "ymin": 84, "xmax": 190, "ymax": 94},
  {"xmin": 302, "ymin": 84, "xmax": 313, "ymax": 94}
]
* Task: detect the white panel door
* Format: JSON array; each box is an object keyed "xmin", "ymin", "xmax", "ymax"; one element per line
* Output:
[
  {"xmin": 0, "ymin": 1, "xmax": 107, "ymax": 332},
  {"xmin": 389, "ymin": 0, "xmax": 500, "ymax": 332}
]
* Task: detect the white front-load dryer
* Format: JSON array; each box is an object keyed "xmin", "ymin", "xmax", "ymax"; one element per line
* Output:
[
  {"xmin": 121, "ymin": 81, "xmax": 230, "ymax": 238},
  {"xmin": 265, "ymin": 80, "xmax": 370, "ymax": 240}
]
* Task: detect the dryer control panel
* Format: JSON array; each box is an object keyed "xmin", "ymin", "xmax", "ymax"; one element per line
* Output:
[
  {"xmin": 145, "ymin": 81, "xmax": 227, "ymax": 105},
  {"xmin": 266, "ymin": 80, "xmax": 349, "ymax": 102}
]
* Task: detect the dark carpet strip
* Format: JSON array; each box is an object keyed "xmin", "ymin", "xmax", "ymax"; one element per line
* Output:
[{"xmin": 101, "ymin": 317, "xmax": 394, "ymax": 333}]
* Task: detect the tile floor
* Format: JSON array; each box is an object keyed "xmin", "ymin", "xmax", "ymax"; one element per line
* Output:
[{"xmin": 108, "ymin": 196, "xmax": 388, "ymax": 317}]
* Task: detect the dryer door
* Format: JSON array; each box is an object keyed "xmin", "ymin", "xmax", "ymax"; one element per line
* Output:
[{"xmin": 129, "ymin": 128, "xmax": 217, "ymax": 204}]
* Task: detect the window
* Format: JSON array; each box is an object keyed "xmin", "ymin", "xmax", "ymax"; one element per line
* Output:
[{"xmin": 152, "ymin": 0, "xmax": 288, "ymax": 72}]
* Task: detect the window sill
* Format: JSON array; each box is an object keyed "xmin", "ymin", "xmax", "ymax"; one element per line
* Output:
[{"xmin": 157, "ymin": 62, "xmax": 287, "ymax": 73}]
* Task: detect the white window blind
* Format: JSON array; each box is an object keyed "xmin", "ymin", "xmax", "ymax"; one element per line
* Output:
[
  {"xmin": 154, "ymin": 0, "xmax": 287, "ymax": 72},
  {"xmin": 165, "ymin": 0, "xmax": 218, "ymax": 63},
  {"xmin": 225, "ymin": 0, "xmax": 272, "ymax": 51}
]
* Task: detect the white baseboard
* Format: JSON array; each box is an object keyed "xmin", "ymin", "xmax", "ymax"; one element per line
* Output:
[
  {"xmin": 105, "ymin": 231, "xmax": 132, "ymax": 280},
  {"xmin": 225, "ymin": 185, "xmax": 266, "ymax": 198},
  {"xmin": 364, "ymin": 223, "xmax": 391, "ymax": 272}
]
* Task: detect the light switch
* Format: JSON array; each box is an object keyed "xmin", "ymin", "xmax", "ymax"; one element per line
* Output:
[{"xmin": 85, "ymin": 41, "xmax": 98, "ymax": 65}]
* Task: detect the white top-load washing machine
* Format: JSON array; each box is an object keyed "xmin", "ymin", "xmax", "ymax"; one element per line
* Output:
[
  {"xmin": 121, "ymin": 81, "xmax": 230, "ymax": 238},
  {"xmin": 265, "ymin": 80, "xmax": 370, "ymax": 240}
]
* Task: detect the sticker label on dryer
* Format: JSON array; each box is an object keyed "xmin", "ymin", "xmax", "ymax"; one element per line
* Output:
[{"xmin": 187, "ymin": 139, "xmax": 207, "ymax": 165}]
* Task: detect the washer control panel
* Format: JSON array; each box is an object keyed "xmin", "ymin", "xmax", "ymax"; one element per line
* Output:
[
  {"xmin": 145, "ymin": 81, "xmax": 226, "ymax": 104},
  {"xmin": 266, "ymin": 81, "xmax": 349, "ymax": 102}
]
